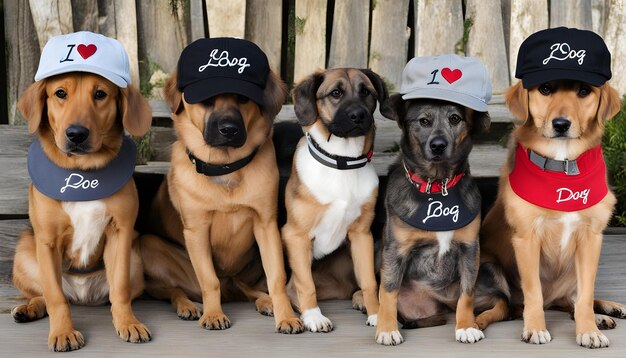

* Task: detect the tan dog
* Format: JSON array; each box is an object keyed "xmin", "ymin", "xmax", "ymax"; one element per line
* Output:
[
  {"xmin": 281, "ymin": 68, "xmax": 387, "ymax": 332},
  {"xmin": 139, "ymin": 38, "xmax": 303, "ymax": 334},
  {"xmin": 11, "ymin": 69, "xmax": 152, "ymax": 352},
  {"xmin": 481, "ymin": 79, "xmax": 625, "ymax": 348}
]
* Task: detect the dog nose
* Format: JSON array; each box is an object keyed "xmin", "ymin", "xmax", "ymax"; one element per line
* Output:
[
  {"xmin": 218, "ymin": 120, "xmax": 240, "ymax": 138},
  {"xmin": 65, "ymin": 125, "xmax": 90, "ymax": 144},
  {"xmin": 430, "ymin": 137, "xmax": 448, "ymax": 155},
  {"xmin": 348, "ymin": 108, "xmax": 366, "ymax": 124},
  {"xmin": 552, "ymin": 117, "xmax": 571, "ymax": 134}
]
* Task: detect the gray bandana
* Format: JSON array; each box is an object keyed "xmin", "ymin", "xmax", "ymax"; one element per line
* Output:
[{"xmin": 28, "ymin": 136, "xmax": 136, "ymax": 201}]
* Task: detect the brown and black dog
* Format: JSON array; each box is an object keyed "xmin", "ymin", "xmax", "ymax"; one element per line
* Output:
[
  {"xmin": 139, "ymin": 38, "xmax": 303, "ymax": 334},
  {"xmin": 281, "ymin": 68, "xmax": 387, "ymax": 332},
  {"xmin": 12, "ymin": 47, "xmax": 152, "ymax": 351}
]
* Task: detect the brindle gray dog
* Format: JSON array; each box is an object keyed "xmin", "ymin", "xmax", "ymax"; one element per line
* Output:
[{"xmin": 374, "ymin": 95, "xmax": 510, "ymax": 345}]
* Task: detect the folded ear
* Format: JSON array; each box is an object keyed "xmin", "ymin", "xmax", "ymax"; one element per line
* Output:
[
  {"xmin": 17, "ymin": 81, "xmax": 47, "ymax": 133},
  {"xmin": 163, "ymin": 70, "xmax": 183, "ymax": 115},
  {"xmin": 360, "ymin": 68, "xmax": 389, "ymax": 106},
  {"xmin": 470, "ymin": 110, "xmax": 491, "ymax": 135},
  {"xmin": 597, "ymin": 83, "xmax": 622, "ymax": 123},
  {"xmin": 292, "ymin": 71, "xmax": 324, "ymax": 126},
  {"xmin": 119, "ymin": 85, "xmax": 152, "ymax": 136},
  {"xmin": 380, "ymin": 93, "xmax": 406, "ymax": 126},
  {"xmin": 504, "ymin": 81, "xmax": 528, "ymax": 125},
  {"xmin": 262, "ymin": 70, "xmax": 287, "ymax": 119}
]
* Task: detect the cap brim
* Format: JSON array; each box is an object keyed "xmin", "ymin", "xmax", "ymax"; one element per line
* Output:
[
  {"xmin": 520, "ymin": 69, "xmax": 607, "ymax": 89},
  {"xmin": 34, "ymin": 64, "xmax": 129, "ymax": 88},
  {"xmin": 182, "ymin": 78, "xmax": 265, "ymax": 106},
  {"xmin": 401, "ymin": 88, "xmax": 489, "ymax": 112}
]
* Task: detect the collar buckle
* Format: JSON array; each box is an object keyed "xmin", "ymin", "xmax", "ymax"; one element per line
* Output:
[
  {"xmin": 441, "ymin": 178, "xmax": 449, "ymax": 196},
  {"xmin": 425, "ymin": 178, "xmax": 432, "ymax": 194}
]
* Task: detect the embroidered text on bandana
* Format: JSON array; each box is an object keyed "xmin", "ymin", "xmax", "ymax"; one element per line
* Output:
[
  {"xmin": 28, "ymin": 136, "xmax": 137, "ymax": 201},
  {"xmin": 509, "ymin": 144, "xmax": 608, "ymax": 211},
  {"xmin": 398, "ymin": 176, "xmax": 480, "ymax": 231}
]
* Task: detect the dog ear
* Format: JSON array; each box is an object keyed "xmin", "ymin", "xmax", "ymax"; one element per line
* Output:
[
  {"xmin": 360, "ymin": 68, "xmax": 389, "ymax": 106},
  {"xmin": 597, "ymin": 83, "xmax": 622, "ymax": 123},
  {"xmin": 17, "ymin": 81, "xmax": 47, "ymax": 133},
  {"xmin": 163, "ymin": 71, "xmax": 183, "ymax": 115},
  {"xmin": 119, "ymin": 85, "xmax": 152, "ymax": 136},
  {"xmin": 470, "ymin": 110, "xmax": 491, "ymax": 135},
  {"xmin": 262, "ymin": 70, "xmax": 288, "ymax": 119},
  {"xmin": 380, "ymin": 93, "xmax": 406, "ymax": 125},
  {"xmin": 292, "ymin": 71, "xmax": 324, "ymax": 126},
  {"xmin": 504, "ymin": 81, "xmax": 528, "ymax": 125}
]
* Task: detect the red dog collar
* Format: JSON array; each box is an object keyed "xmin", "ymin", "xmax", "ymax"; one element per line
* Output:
[
  {"xmin": 509, "ymin": 144, "xmax": 608, "ymax": 211},
  {"xmin": 403, "ymin": 161, "xmax": 465, "ymax": 196}
]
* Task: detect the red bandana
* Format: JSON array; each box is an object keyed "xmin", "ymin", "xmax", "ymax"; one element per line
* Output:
[{"xmin": 509, "ymin": 144, "xmax": 608, "ymax": 211}]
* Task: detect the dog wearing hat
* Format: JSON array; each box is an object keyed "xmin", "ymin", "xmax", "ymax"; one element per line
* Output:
[
  {"xmin": 139, "ymin": 38, "xmax": 303, "ymax": 334},
  {"xmin": 375, "ymin": 55, "xmax": 510, "ymax": 345},
  {"xmin": 11, "ymin": 31, "xmax": 153, "ymax": 351},
  {"xmin": 481, "ymin": 27, "xmax": 625, "ymax": 348}
]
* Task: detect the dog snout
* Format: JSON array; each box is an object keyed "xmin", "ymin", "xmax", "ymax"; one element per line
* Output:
[
  {"xmin": 348, "ymin": 107, "xmax": 367, "ymax": 125},
  {"xmin": 205, "ymin": 111, "xmax": 246, "ymax": 148},
  {"xmin": 552, "ymin": 117, "xmax": 571, "ymax": 135},
  {"xmin": 65, "ymin": 125, "xmax": 90, "ymax": 145},
  {"xmin": 218, "ymin": 120, "xmax": 241, "ymax": 139},
  {"xmin": 429, "ymin": 136, "xmax": 448, "ymax": 155}
]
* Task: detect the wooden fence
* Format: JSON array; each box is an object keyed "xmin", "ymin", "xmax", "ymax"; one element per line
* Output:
[{"xmin": 2, "ymin": 0, "xmax": 626, "ymax": 125}]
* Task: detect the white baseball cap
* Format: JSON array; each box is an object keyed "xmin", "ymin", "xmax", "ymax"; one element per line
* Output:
[
  {"xmin": 34, "ymin": 31, "xmax": 131, "ymax": 88},
  {"xmin": 400, "ymin": 55, "xmax": 492, "ymax": 112}
]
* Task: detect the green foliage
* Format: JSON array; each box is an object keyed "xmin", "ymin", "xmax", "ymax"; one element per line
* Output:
[
  {"xmin": 604, "ymin": 95, "xmax": 626, "ymax": 226},
  {"xmin": 133, "ymin": 129, "xmax": 152, "ymax": 165},
  {"xmin": 455, "ymin": 17, "xmax": 474, "ymax": 55},
  {"xmin": 295, "ymin": 17, "xmax": 306, "ymax": 35},
  {"xmin": 139, "ymin": 57, "xmax": 165, "ymax": 98}
]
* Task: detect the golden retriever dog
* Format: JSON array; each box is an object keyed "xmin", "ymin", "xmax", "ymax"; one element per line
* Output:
[
  {"xmin": 481, "ymin": 27, "xmax": 626, "ymax": 348},
  {"xmin": 281, "ymin": 68, "xmax": 387, "ymax": 332},
  {"xmin": 139, "ymin": 38, "xmax": 303, "ymax": 334},
  {"xmin": 11, "ymin": 32, "xmax": 152, "ymax": 351}
]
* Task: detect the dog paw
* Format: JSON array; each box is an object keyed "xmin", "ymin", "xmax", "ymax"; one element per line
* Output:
[
  {"xmin": 255, "ymin": 296, "xmax": 274, "ymax": 317},
  {"xmin": 577, "ymin": 331, "xmax": 610, "ymax": 348},
  {"xmin": 301, "ymin": 307, "xmax": 333, "ymax": 332},
  {"xmin": 375, "ymin": 330, "xmax": 404, "ymax": 346},
  {"xmin": 456, "ymin": 327, "xmax": 485, "ymax": 343},
  {"xmin": 11, "ymin": 304, "xmax": 46, "ymax": 323},
  {"xmin": 352, "ymin": 290, "xmax": 366, "ymax": 313},
  {"xmin": 116, "ymin": 322, "xmax": 152, "ymax": 343},
  {"xmin": 177, "ymin": 304, "xmax": 202, "ymax": 321},
  {"xmin": 199, "ymin": 312, "xmax": 231, "ymax": 330},
  {"xmin": 48, "ymin": 329, "xmax": 85, "ymax": 352},
  {"xmin": 521, "ymin": 328, "xmax": 552, "ymax": 344},
  {"xmin": 596, "ymin": 315, "xmax": 616, "ymax": 330},
  {"xmin": 276, "ymin": 317, "xmax": 305, "ymax": 334},
  {"xmin": 367, "ymin": 314, "xmax": 378, "ymax": 327}
]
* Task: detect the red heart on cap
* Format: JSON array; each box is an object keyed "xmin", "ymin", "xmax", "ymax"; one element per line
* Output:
[
  {"xmin": 441, "ymin": 68, "xmax": 462, "ymax": 84},
  {"xmin": 77, "ymin": 44, "xmax": 97, "ymax": 59}
]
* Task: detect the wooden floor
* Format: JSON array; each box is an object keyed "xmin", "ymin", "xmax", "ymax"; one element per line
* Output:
[{"xmin": 1, "ymin": 235, "xmax": 625, "ymax": 356}]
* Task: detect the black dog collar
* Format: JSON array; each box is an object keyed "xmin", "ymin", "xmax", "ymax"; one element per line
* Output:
[
  {"xmin": 528, "ymin": 149, "xmax": 580, "ymax": 175},
  {"xmin": 65, "ymin": 259, "xmax": 105, "ymax": 275},
  {"xmin": 306, "ymin": 132, "xmax": 373, "ymax": 170},
  {"xmin": 188, "ymin": 148, "xmax": 258, "ymax": 176}
]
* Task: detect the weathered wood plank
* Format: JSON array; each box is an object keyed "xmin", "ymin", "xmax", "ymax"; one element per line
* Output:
[
  {"xmin": 113, "ymin": 0, "xmax": 141, "ymax": 87},
  {"xmin": 604, "ymin": 0, "xmax": 626, "ymax": 95},
  {"xmin": 70, "ymin": 0, "xmax": 98, "ymax": 32},
  {"xmin": 592, "ymin": 0, "xmax": 608, "ymax": 37},
  {"xmin": 466, "ymin": 0, "xmax": 510, "ymax": 94},
  {"xmin": 550, "ymin": 0, "xmax": 593, "ymax": 30},
  {"xmin": 508, "ymin": 0, "xmax": 548, "ymax": 84},
  {"xmin": 206, "ymin": 0, "xmax": 246, "ymax": 38},
  {"xmin": 189, "ymin": 0, "xmax": 207, "ymax": 41},
  {"xmin": 0, "ymin": 158, "xmax": 29, "ymax": 216},
  {"xmin": 369, "ymin": 0, "xmax": 410, "ymax": 92},
  {"xmin": 328, "ymin": 0, "xmax": 369, "ymax": 69},
  {"xmin": 293, "ymin": 0, "xmax": 328, "ymax": 83},
  {"xmin": 28, "ymin": 0, "xmax": 73, "ymax": 50},
  {"xmin": 246, "ymin": 0, "xmax": 283, "ymax": 74},
  {"xmin": 416, "ymin": 0, "xmax": 463, "ymax": 56}
]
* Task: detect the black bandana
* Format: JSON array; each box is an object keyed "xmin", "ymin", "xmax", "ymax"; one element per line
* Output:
[
  {"xmin": 28, "ymin": 136, "xmax": 136, "ymax": 201},
  {"xmin": 398, "ymin": 176, "xmax": 480, "ymax": 231}
]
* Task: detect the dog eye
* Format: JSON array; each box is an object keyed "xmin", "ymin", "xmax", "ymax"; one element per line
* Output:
[
  {"xmin": 539, "ymin": 83, "xmax": 552, "ymax": 96},
  {"xmin": 330, "ymin": 89, "xmax": 343, "ymax": 99},
  {"xmin": 449, "ymin": 114, "xmax": 462, "ymax": 125},
  {"xmin": 578, "ymin": 86, "xmax": 591, "ymax": 98},
  {"xmin": 419, "ymin": 118, "xmax": 431, "ymax": 127},
  {"xmin": 237, "ymin": 95, "xmax": 249, "ymax": 104},
  {"xmin": 94, "ymin": 90, "xmax": 107, "ymax": 100},
  {"xmin": 54, "ymin": 89, "xmax": 67, "ymax": 99},
  {"xmin": 359, "ymin": 87, "xmax": 370, "ymax": 97}
]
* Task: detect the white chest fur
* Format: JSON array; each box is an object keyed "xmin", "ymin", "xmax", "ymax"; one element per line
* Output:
[
  {"xmin": 296, "ymin": 128, "xmax": 379, "ymax": 259},
  {"xmin": 63, "ymin": 200, "xmax": 111, "ymax": 266}
]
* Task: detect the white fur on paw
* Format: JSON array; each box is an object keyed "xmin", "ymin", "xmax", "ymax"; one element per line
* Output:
[
  {"xmin": 301, "ymin": 307, "xmax": 333, "ymax": 333},
  {"xmin": 455, "ymin": 327, "xmax": 485, "ymax": 343},
  {"xmin": 375, "ymin": 330, "xmax": 404, "ymax": 346},
  {"xmin": 577, "ymin": 331, "xmax": 610, "ymax": 348},
  {"xmin": 366, "ymin": 314, "xmax": 378, "ymax": 327},
  {"xmin": 522, "ymin": 329, "xmax": 552, "ymax": 344}
]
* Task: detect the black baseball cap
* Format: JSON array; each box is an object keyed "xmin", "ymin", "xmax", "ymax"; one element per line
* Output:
[
  {"xmin": 177, "ymin": 37, "xmax": 270, "ymax": 105},
  {"xmin": 515, "ymin": 27, "xmax": 612, "ymax": 89}
]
